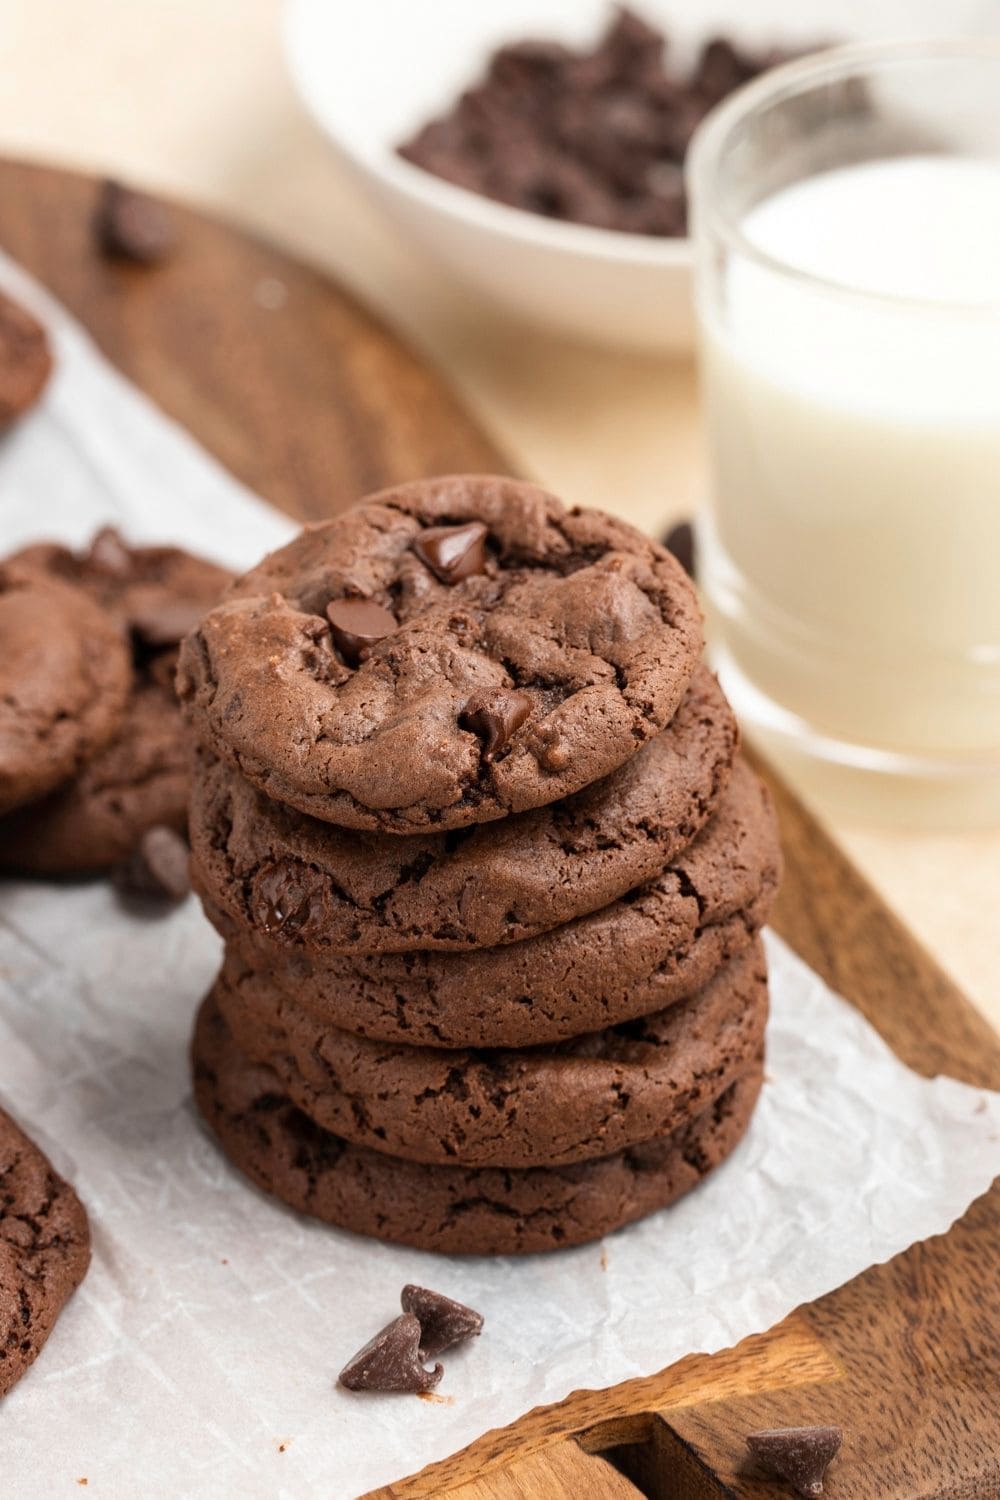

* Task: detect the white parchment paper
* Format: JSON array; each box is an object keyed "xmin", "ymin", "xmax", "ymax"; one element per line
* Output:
[{"xmin": 1, "ymin": 255, "xmax": 999, "ymax": 1500}]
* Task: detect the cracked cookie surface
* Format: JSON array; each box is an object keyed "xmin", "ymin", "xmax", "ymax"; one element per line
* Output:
[
  {"xmin": 214, "ymin": 939, "xmax": 767, "ymax": 1168},
  {"xmin": 176, "ymin": 476, "xmax": 703, "ymax": 831},
  {"xmin": 0, "ymin": 1107, "xmax": 91, "ymax": 1398},
  {"xmin": 205, "ymin": 759, "xmax": 781, "ymax": 1049},
  {"xmin": 0, "ymin": 562, "xmax": 130, "ymax": 816},
  {"xmin": 189, "ymin": 664, "xmax": 737, "ymax": 952},
  {"xmin": 192, "ymin": 995, "xmax": 763, "ymax": 1254}
]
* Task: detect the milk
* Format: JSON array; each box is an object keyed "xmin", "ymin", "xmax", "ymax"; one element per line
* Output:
[{"xmin": 699, "ymin": 157, "xmax": 1000, "ymax": 759}]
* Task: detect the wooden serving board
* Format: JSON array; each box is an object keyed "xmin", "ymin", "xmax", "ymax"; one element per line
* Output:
[{"xmin": 4, "ymin": 159, "xmax": 997, "ymax": 1500}]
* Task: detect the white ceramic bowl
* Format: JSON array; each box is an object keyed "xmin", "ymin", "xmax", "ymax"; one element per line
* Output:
[{"xmin": 283, "ymin": 0, "xmax": 990, "ymax": 353}]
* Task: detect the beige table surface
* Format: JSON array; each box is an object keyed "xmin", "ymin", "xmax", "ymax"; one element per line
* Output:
[{"xmin": 1, "ymin": 0, "xmax": 997, "ymax": 1031}]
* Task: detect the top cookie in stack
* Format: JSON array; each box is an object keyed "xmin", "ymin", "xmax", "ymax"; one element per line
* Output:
[{"xmin": 183, "ymin": 477, "xmax": 781, "ymax": 1254}]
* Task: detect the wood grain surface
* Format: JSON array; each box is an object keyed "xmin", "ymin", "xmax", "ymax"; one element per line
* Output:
[{"xmin": 3, "ymin": 159, "xmax": 996, "ymax": 1500}]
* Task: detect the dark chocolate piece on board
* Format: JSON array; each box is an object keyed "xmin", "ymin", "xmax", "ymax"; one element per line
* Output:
[
  {"xmin": 746, "ymin": 1426, "xmax": 844, "ymax": 1498},
  {"xmin": 95, "ymin": 180, "xmax": 175, "ymax": 265}
]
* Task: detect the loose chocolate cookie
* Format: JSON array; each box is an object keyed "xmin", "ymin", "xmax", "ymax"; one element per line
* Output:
[
  {"xmin": 203, "ymin": 759, "xmax": 781, "ymax": 1050},
  {"xmin": 0, "ymin": 533, "xmax": 231, "ymax": 871},
  {"xmin": 11, "ymin": 530, "xmax": 232, "ymax": 650},
  {"xmin": 0, "ymin": 1107, "xmax": 91, "ymax": 1398},
  {"xmin": 0, "ymin": 678, "xmax": 186, "ymax": 873},
  {"xmin": 193, "ymin": 995, "xmax": 763, "ymax": 1254},
  {"xmin": 177, "ymin": 476, "xmax": 703, "ymax": 831},
  {"xmin": 0, "ymin": 290, "xmax": 52, "ymax": 426},
  {"xmin": 0, "ymin": 562, "xmax": 130, "ymax": 816},
  {"xmin": 189, "ymin": 665, "xmax": 737, "ymax": 953},
  {"xmin": 215, "ymin": 939, "xmax": 768, "ymax": 1168}
]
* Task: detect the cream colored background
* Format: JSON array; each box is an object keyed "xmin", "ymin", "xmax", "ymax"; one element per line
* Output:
[{"xmin": 1, "ymin": 0, "xmax": 997, "ymax": 1028}]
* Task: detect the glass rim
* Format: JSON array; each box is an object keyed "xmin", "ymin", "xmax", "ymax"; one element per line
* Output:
[{"xmin": 686, "ymin": 36, "xmax": 1000, "ymax": 315}]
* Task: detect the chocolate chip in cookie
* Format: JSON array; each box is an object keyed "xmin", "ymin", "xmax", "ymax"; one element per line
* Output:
[
  {"xmin": 338, "ymin": 1314, "xmax": 444, "ymax": 1393},
  {"xmin": 459, "ymin": 688, "xmax": 532, "ymax": 760},
  {"xmin": 412, "ymin": 520, "xmax": 489, "ymax": 583},
  {"xmin": 400, "ymin": 1285, "xmax": 484, "ymax": 1359},
  {"xmin": 326, "ymin": 598, "xmax": 397, "ymax": 666}
]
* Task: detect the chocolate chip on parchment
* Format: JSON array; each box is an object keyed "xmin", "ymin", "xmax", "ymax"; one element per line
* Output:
[
  {"xmin": 412, "ymin": 522, "xmax": 489, "ymax": 584},
  {"xmin": 95, "ymin": 180, "xmax": 175, "ymax": 265},
  {"xmin": 338, "ymin": 1314, "xmax": 444, "ymax": 1394},
  {"xmin": 400, "ymin": 1285, "xmax": 484, "ymax": 1359},
  {"xmin": 112, "ymin": 824, "xmax": 190, "ymax": 904},
  {"xmin": 459, "ymin": 689, "xmax": 532, "ymax": 761},
  {"xmin": 326, "ymin": 598, "xmax": 397, "ymax": 666},
  {"xmin": 745, "ymin": 1426, "xmax": 843, "ymax": 1498}
]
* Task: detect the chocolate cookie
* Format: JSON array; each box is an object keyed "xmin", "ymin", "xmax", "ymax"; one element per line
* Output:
[
  {"xmin": 0, "ymin": 532, "xmax": 231, "ymax": 871},
  {"xmin": 177, "ymin": 476, "xmax": 703, "ymax": 831},
  {"xmin": 202, "ymin": 759, "xmax": 781, "ymax": 1050},
  {"xmin": 214, "ymin": 939, "xmax": 767, "ymax": 1168},
  {"xmin": 0, "ymin": 290, "xmax": 52, "ymax": 426},
  {"xmin": 192, "ymin": 995, "xmax": 763, "ymax": 1254},
  {"xmin": 11, "ymin": 530, "xmax": 232, "ymax": 651},
  {"xmin": 0, "ymin": 1107, "xmax": 91, "ymax": 1398},
  {"xmin": 0, "ymin": 562, "xmax": 130, "ymax": 815},
  {"xmin": 0, "ymin": 678, "xmax": 187, "ymax": 874},
  {"xmin": 189, "ymin": 665, "xmax": 737, "ymax": 953}
]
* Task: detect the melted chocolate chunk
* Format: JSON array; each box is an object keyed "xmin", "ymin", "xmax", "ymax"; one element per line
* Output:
[
  {"xmin": 412, "ymin": 522, "xmax": 488, "ymax": 584},
  {"xmin": 254, "ymin": 858, "xmax": 319, "ymax": 937},
  {"xmin": 95, "ymin": 180, "xmax": 175, "ymax": 265},
  {"xmin": 326, "ymin": 598, "xmax": 397, "ymax": 666},
  {"xmin": 112, "ymin": 825, "xmax": 190, "ymax": 904},
  {"xmin": 400, "ymin": 1285, "xmax": 484, "ymax": 1359},
  {"xmin": 338, "ymin": 1313, "xmax": 444, "ymax": 1394},
  {"xmin": 746, "ymin": 1426, "xmax": 843, "ymax": 1498},
  {"xmin": 459, "ymin": 689, "xmax": 532, "ymax": 761}
]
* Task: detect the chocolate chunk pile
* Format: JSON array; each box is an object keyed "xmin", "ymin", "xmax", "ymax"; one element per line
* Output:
[
  {"xmin": 398, "ymin": 8, "xmax": 813, "ymax": 236},
  {"xmin": 0, "ymin": 527, "xmax": 231, "ymax": 889},
  {"xmin": 182, "ymin": 475, "xmax": 781, "ymax": 1254}
]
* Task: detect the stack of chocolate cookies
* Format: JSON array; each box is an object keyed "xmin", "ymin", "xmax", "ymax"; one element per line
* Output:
[{"xmin": 180, "ymin": 477, "xmax": 781, "ymax": 1254}]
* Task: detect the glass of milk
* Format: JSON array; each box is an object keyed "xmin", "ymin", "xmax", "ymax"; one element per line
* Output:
[{"xmin": 687, "ymin": 41, "xmax": 1000, "ymax": 824}]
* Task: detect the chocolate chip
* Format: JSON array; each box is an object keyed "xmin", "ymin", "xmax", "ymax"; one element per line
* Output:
[
  {"xmin": 130, "ymin": 599, "xmax": 206, "ymax": 651},
  {"xmin": 326, "ymin": 598, "xmax": 397, "ymax": 666},
  {"xmin": 746, "ymin": 1426, "xmax": 843, "ymax": 1498},
  {"xmin": 112, "ymin": 825, "xmax": 190, "ymax": 904},
  {"xmin": 338, "ymin": 1314, "xmax": 444, "ymax": 1394},
  {"xmin": 87, "ymin": 526, "xmax": 134, "ymax": 578},
  {"xmin": 400, "ymin": 1285, "xmax": 484, "ymax": 1359},
  {"xmin": 663, "ymin": 519, "xmax": 696, "ymax": 578},
  {"xmin": 412, "ymin": 522, "xmax": 489, "ymax": 584},
  {"xmin": 460, "ymin": 689, "xmax": 532, "ymax": 761},
  {"xmin": 95, "ymin": 180, "xmax": 175, "ymax": 265},
  {"xmin": 254, "ymin": 858, "xmax": 319, "ymax": 937}
]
